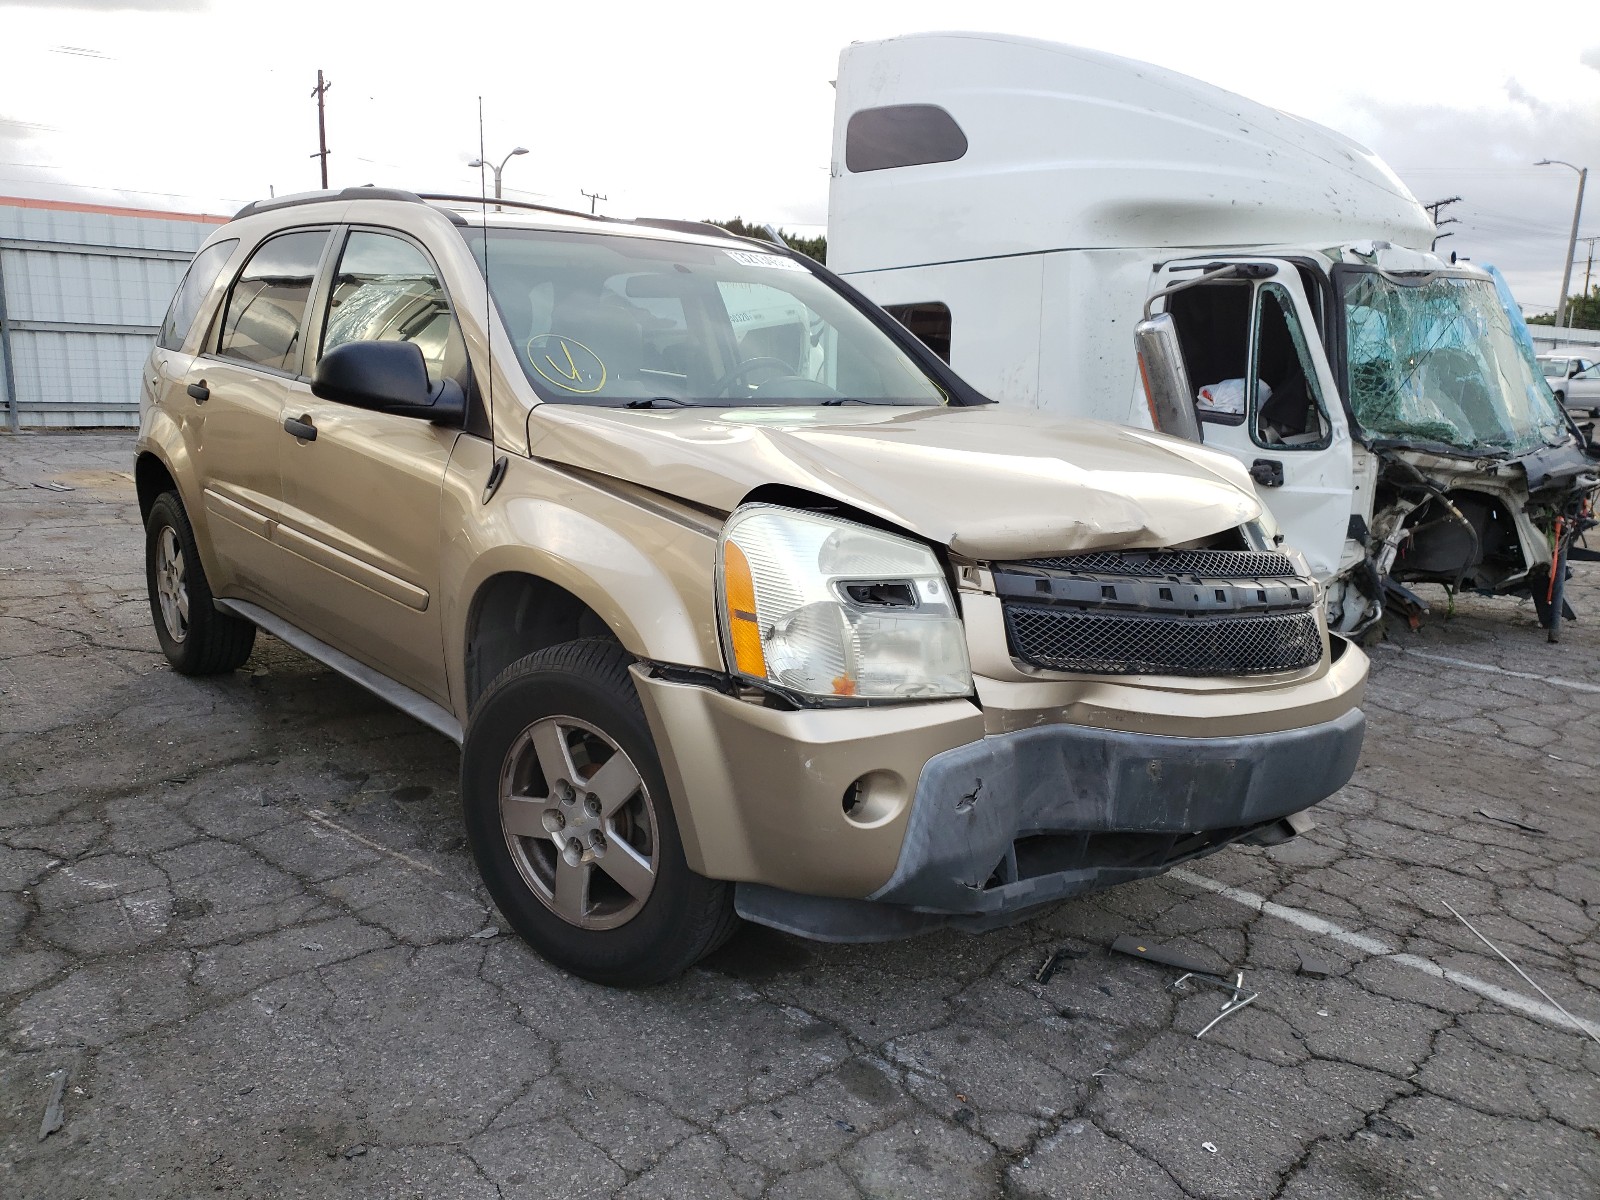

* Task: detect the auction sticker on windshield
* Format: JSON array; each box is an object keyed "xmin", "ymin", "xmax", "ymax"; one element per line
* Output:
[{"xmin": 724, "ymin": 250, "xmax": 806, "ymax": 271}]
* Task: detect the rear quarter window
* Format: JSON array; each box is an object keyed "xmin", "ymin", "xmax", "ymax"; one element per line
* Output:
[{"xmin": 157, "ymin": 239, "xmax": 238, "ymax": 351}]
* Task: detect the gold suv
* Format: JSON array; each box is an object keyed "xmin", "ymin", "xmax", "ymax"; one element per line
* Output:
[{"xmin": 136, "ymin": 188, "xmax": 1368, "ymax": 984}]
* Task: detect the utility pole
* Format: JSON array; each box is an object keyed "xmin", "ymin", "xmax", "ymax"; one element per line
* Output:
[
  {"xmin": 311, "ymin": 69, "xmax": 332, "ymax": 189},
  {"xmin": 1536, "ymin": 160, "xmax": 1587, "ymax": 330},
  {"xmin": 581, "ymin": 189, "xmax": 607, "ymax": 214},
  {"xmin": 1424, "ymin": 196, "xmax": 1461, "ymax": 224},
  {"xmin": 1423, "ymin": 197, "xmax": 1460, "ymax": 252},
  {"xmin": 1579, "ymin": 235, "xmax": 1598, "ymax": 309}
]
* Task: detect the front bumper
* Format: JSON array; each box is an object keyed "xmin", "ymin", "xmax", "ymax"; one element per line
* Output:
[
  {"xmin": 633, "ymin": 639, "xmax": 1368, "ymax": 942},
  {"xmin": 734, "ymin": 707, "xmax": 1363, "ymax": 941}
]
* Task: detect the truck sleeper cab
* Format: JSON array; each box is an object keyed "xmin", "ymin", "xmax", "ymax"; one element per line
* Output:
[
  {"xmin": 828, "ymin": 32, "xmax": 1599, "ymax": 640},
  {"xmin": 136, "ymin": 187, "xmax": 1367, "ymax": 984}
]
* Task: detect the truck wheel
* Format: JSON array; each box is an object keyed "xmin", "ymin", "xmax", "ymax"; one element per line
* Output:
[
  {"xmin": 462, "ymin": 638, "xmax": 737, "ymax": 986},
  {"xmin": 145, "ymin": 491, "xmax": 256, "ymax": 675}
]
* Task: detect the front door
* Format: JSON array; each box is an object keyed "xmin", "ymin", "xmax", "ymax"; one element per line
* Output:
[
  {"xmin": 1152, "ymin": 259, "xmax": 1356, "ymax": 582},
  {"xmin": 273, "ymin": 228, "xmax": 468, "ymax": 706}
]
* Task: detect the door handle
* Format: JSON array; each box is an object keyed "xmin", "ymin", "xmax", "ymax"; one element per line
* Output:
[
  {"xmin": 1250, "ymin": 458, "xmax": 1284, "ymax": 488},
  {"xmin": 283, "ymin": 414, "xmax": 318, "ymax": 442},
  {"xmin": 186, "ymin": 381, "xmax": 210, "ymax": 403}
]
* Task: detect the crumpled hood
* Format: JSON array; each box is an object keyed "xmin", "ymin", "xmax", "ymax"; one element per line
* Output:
[{"xmin": 526, "ymin": 403, "xmax": 1262, "ymax": 559}]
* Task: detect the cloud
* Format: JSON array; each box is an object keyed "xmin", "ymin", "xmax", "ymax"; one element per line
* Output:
[
  {"xmin": 1341, "ymin": 81, "xmax": 1600, "ymax": 310},
  {"xmin": 1582, "ymin": 46, "xmax": 1600, "ymax": 73}
]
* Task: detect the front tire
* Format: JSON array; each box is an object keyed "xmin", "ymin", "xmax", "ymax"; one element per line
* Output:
[
  {"xmin": 461, "ymin": 638, "xmax": 737, "ymax": 986},
  {"xmin": 144, "ymin": 491, "xmax": 256, "ymax": 675}
]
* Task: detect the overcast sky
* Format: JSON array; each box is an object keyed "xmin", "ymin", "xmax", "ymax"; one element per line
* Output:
[{"xmin": 2, "ymin": 0, "xmax": 1597, "ymax": 314}]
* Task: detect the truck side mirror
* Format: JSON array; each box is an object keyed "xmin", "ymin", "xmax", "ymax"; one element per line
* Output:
[{"xmin": 1134, "ymin": 314, "xmax": 1201, "ymax": 443}]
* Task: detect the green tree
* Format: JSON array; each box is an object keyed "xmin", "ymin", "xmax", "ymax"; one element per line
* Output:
[
  {"xmin": 708, "ymin": 217, "xmax": 826, "ymax": 264},
  {"xmin": 1528, "ymin": 285, "xmax": 1600, "ymax": 329}
]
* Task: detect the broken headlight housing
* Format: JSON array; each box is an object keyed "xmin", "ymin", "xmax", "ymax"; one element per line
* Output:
[{"xmin": 717, "ymin": 505, "xmax": 973, "ymax": 702}]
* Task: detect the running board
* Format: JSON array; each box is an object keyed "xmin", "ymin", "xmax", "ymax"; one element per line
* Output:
[{"xmin": 214, "ymin": 598, "xmax": 464, "ymax": 745}]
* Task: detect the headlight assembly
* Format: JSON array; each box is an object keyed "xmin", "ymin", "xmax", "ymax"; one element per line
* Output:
[{"xmin": 717, "ymin": 505, "xmax": 973, "ymax": 702}]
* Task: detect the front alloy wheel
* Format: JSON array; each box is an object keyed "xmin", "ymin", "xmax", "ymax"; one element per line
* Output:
[
  {"xmin": 499, "ymin": 715, "xmax": 658, "ymax": 930},
  {"xmin": 461, "ymin": 638, "xmax": 737, "ymax": 986}
]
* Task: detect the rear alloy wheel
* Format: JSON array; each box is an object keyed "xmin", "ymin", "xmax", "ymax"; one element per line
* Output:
[
  {"xmin": 144, "ymin": 490, "xmax": 255, "ymax": 675},
  {"xmin": 462, "ymin": 638, "xmax": 737, "ymax": 985}
]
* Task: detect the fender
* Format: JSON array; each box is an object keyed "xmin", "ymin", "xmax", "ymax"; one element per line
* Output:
[{"xmin": 438, "ymin": 438, "xmax": 725, "ymax": 723}]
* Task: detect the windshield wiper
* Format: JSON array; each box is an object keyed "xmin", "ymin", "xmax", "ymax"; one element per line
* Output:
[{"xmin": 623, "ymin": 397, "xmax": 696, "ymax": 409}]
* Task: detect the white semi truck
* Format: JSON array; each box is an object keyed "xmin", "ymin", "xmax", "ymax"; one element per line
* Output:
[{"xmin": 827, "ymin": 32, "xmax": 1597, "ymax": 636}]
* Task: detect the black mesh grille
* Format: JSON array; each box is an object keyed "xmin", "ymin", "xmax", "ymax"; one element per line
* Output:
[
  {"xmin": 1004, "ymin": 606, "xmax": 1323, "ymax": 677},
  {"xmin": 1017, "ymin": 550, "xmax": 1298, "ymax": 579}
]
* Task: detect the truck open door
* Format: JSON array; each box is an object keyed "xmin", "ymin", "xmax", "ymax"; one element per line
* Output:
[{"xmin": 1146, "ymin": 258, "xmax": 1357, "ymax": 585}]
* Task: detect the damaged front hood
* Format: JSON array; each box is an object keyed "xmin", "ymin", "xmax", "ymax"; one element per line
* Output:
[{"xmin": 526, "ymin": 403, "xmax": 1262, "ymax": 558}]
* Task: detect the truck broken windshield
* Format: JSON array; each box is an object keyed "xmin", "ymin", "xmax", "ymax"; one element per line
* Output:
[{"xmin": 1342, "ymin": 270, "xmax": 1571, "ymax": 456}]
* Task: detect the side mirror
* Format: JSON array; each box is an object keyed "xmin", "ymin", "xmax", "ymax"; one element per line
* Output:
[
  {"xmin": 311, "ymin": 340, "xmax": 465, "ymax": 423},
  {"xmin": 1134, "ymin": 314, "xmax": 1201, "ymax": 443}
]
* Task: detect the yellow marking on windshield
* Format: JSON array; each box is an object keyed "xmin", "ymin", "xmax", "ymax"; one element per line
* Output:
[{"xmin": 526, "ymin": 334, "xmax": 607, "ymax": 394}]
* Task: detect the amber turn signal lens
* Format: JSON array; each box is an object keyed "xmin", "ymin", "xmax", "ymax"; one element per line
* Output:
[{"xmin": 722, "ymin": 539, "xmax": 767, "ymax": 678}]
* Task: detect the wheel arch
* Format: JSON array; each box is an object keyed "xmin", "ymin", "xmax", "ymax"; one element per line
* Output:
[{"xmin": 462, "ymin": 571, "xmax": 619, "ymax": 712}]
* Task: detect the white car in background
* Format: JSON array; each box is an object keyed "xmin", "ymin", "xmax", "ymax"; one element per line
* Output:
[{"xmin": 1539, "ymin": 354, "xmax": 1600, "ymax": 418}]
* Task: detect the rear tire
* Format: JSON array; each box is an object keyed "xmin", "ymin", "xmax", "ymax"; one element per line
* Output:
[
  {"xmin": 461, "ymin": 638, "xmax": 737, "ymax": 986},
  {"xmin": 145, "ymin": 490, "xmax": 256, "ymax": 675}
]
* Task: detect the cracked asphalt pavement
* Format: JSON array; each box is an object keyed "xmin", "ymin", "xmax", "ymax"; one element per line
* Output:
[{"xmin": 2, "ymin": 432, "xmax": 1597, "ymax": 1199}]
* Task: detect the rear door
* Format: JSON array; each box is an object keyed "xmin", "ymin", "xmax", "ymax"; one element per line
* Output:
[
  {"xmin": 186, "ymin": 228, "xmax": 334, "ymax": 603},
  {"xmin": 272, "ymin": 227, "xmax": 468, "ymax": 705},
  {"xmin": 1151, "ymin": 259, "xmax": 1355, "ymax": 581}
]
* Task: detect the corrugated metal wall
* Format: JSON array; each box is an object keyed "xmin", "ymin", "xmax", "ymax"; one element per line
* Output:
[{"xmin": 0, "ymin": 198, "xmax": 225, "ymax": 429}]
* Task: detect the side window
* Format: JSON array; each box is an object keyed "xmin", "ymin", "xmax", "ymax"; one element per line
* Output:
[
  {"xmin": 216, "ymin": 230, "xmax": 330, "ymax": 373},
  {"xmin": 1252, "ymin": 283, "xmax": 1331, "ymax": 447},
  {"xmin": 845, "ymin": 105, "xmax": 968, "ymax": 172},
  {"xmin": 1166, "ymin": 281, "xmax": 1252, "ymax": 425},
  {"xmin": 157, "ymin": 239, "xmax": 238, "ymax": 351},
  {"xmin": 882, "ymin": 302, "xmax": 951, "ymax": 363},
  {"xmin": 320, "ymin": 231, "xmax": 463, "ymax": 386}
]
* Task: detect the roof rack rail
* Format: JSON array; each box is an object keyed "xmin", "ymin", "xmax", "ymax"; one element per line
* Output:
[
  {"xmin": 631, "ymin": 218, "xmax": 739, "ymax": 240},
  {"xmin": 232, "ymin": 186, "xmax": 427, "ymax": 220},
  {"xmin": 632, "ymin": 218, "xmax": 799, "ymax": 257},
  {"xmin": 414, "ymin": 193, "xmax": 605, "ymax": 223}
]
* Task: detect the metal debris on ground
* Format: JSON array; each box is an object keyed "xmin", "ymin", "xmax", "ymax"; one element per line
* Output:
[
  {"xmin": 1440, "ymin": 900, "xmax": 1600, "ymax": 1046},
  {"xmin": 1202, "ymin": 1142, "xmax": 1219, "ymax": 1154},
  {"xmin": 38, "ymin": 1069, "xmax": 68, "ymax": 1142},
  {"xmin": 32, "ymin": 481, "xmax": 73, "ymax": 492},
  {"xmin": 1033, "ymin": 943, "xmax": 1087, "ymax": 984},
  {"xmin": 1297, "ymin": 947, "xmax": 1337, "ymax": 978},
  {"xmin": 1195, "ymin": 991, "xmax": 1258, "ymax": 1039},
  {"xmin": 1109, "ymin": 934, "xmax": 1260, "ymax": 1037},
  {"xmin": 1110, "ymin": 934, "xmax": 1231, "ymax": 983},
  {"xmin": 1474, "ymin": 810, "xmax": 1548, "ymax": 835}
]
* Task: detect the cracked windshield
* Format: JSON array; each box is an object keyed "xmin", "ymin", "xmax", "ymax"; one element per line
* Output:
[{"xmin": 1341, "ymin": 271, "xmax": 1570, "ymax": 454}]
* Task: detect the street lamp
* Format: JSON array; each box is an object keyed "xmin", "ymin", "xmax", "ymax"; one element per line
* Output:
[
  {"xmin": 468, "ymin": 146, "xmax": 528, "ymax": 211},
  {"xmin": 1536, "ymin": 158, "xmax": 1588, "ymax": 331}
]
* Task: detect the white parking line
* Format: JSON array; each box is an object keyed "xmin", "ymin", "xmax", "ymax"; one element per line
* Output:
[
  {"xmin": 298, "ymin": 808, "xmax": 445, "ymax": 878},
  {"xmin": 1373, "ymin": 645, "xmax": 1600, "ymax": 695},
  {"xmin": 1170, "ymin": 868, "xmax": 1600, "ymax": 1041}
]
